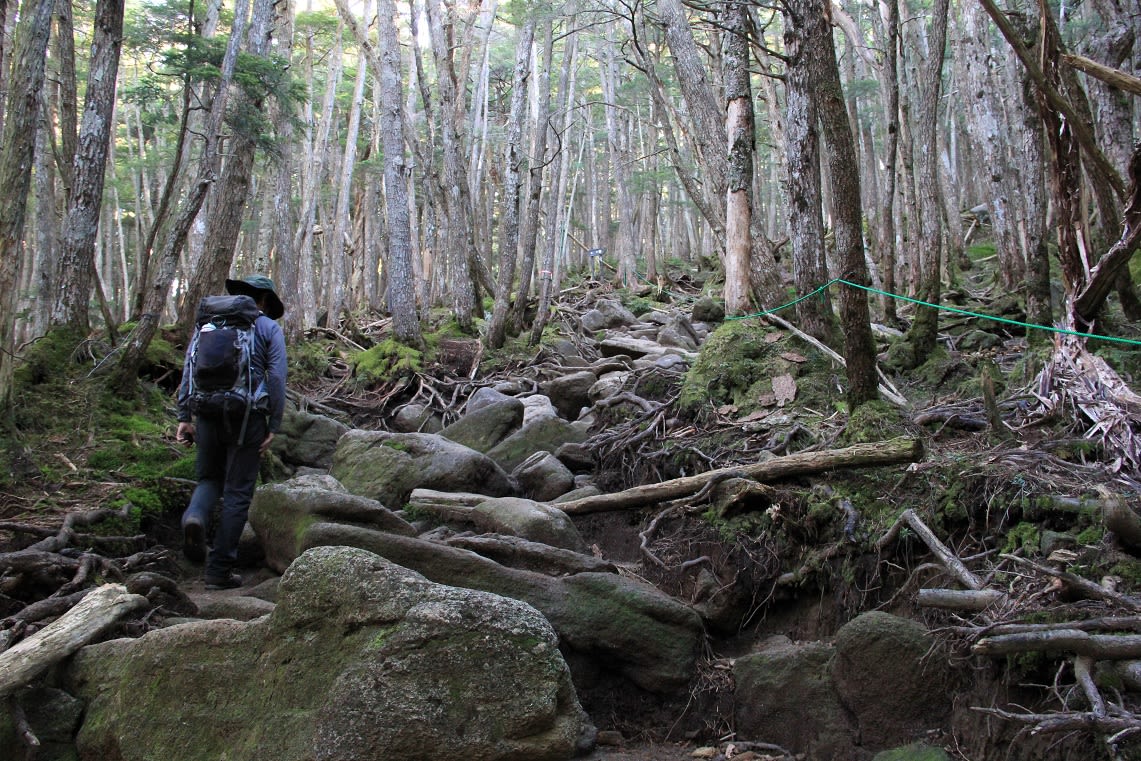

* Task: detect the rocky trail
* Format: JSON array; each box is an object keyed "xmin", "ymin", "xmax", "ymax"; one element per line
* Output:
[{"xmin": 4, "ymin": 281, "xmax": 1141, "ymax": 760}]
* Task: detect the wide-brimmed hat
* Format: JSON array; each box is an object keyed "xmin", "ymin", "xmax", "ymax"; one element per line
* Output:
[{"xmin": 225, "ymin": 274, "xmax": 285, "ymax": 319}]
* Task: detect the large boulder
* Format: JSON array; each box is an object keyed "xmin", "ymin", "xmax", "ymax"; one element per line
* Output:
[
  {"xmin": 439, "ymin": 394, "xmax": 525, "ymax": 453},
  {"xmin": 580, "ymin": 299, "xmax": 637, "ymax": 331},
  {"xmin": 486, "ymin": 416, "xmax": 591, "ymax": 473},
  {"xmin": 512, "ymin": 452, "xmax": 576, "ymax": 502},
  {"xmin": 390, "ymin": 402, "xmax": 443, "ymax": 433},
  {"xmin": 733, "ymin": 636, "xmax": 853, "ymax": 759},
  {"xmin": 273, "ymin": 409, "xmax": 349, "ymax": 469},
  {"xmin": 68, "ymin": 546, "xmax": 592, "ymax": 761},
  {"xmin": 331, "ymin": 430, "xmax": 516, "ymax": 508},
  {"xmin": 539, "ymin": 370, "xmax": 598, "ymax": 420},
  {"xmin": 691, "ymin": 296, "xmax": 725, "ymax": 323},
  {"xmin": 300, "ymin": 523, "xmax": 703, "ymax": 694},
  {"xmin": 470, "ymin": 496, "xmax": 585, "ymax": 552},
  {"xmin": 831, "ymin": 611, "xmax": 952, "ymax": 749},
  {"xmin": 249, "ymin": 473, "xmax": 417, "ymax": 573}
]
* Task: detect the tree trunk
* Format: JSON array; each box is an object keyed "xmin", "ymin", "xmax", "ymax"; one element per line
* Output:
[
  {"xmin": 511, "ymin": 19, "xmax": 553, "ymax": 335},
  {"xmin": 260, "ymin": 0, "xmax": 296, "ymax": 337},
  {"xmin": 424, "ymin": 0, "xmax": 477, "ymax": 333},
  {"xmin": 963, "ymin": 0, "xmax": 1024, "ymax": 290},
  {"xmin": 373, "ymin": 0, "xmax": 421, "ymax": 346},
  {"xmin": 531, "ymin": 15, "xmax": 577, "ymax": 345},
  {"xmin": 0, "ymin": 0, "xmax": 53, "ymax": 409},
  {"xmin": 603, "ymin": 31, "xmax": 637, "ymax": 288},
  {"xmin": 782, "ymin": 0, "xmax": 837, "ymax": 344},
  {"xmin": 901, "ymin": 0, "xmax": 949, "ymax": 369},
  {"xmin": 0, "ymin": 0, "xmax": 11, "ymax": 139},
  {"xmin": 876, "ymin": 0, "xmax": 900, "ymax": 323},
  {"xmin": 52, "ymin": 0, "xmax": 77, "ymax": 193},
  {"xmin": 291, "ymin": 26, "xmax": 340, "ymax": 331},
  {"xmin": 33, "ymin": 104, "xmax": 57, "ymax": 335},
  {"xmin": 111, "ymin": 0, "xmax": 248, "ymax": 390},
  {"xmin": 51, "ymin": 0, "xmax": 126, "ymax": 333},
  {"xmin": 658, "ymin": 0, "xmax": 727, "ymax": 247},
  {"xmin": 486, "ymin": 17, "xmax": 534, "ymax": 350},
  {"xmin": 723, "ymin": 2, "xmax": 752, "ymax": 316},
  {"xmin": 810, "ymin": 0, "xmax": 882, "ymax": 406},
  {"xmin": 326, "ymin": 11, "xmax": 369, "ymax": 326}
]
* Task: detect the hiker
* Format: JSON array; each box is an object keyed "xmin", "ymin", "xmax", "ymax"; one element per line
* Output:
[{"xmin": 175, "ymin": 275, "xmax": 287, "ymax": 589}]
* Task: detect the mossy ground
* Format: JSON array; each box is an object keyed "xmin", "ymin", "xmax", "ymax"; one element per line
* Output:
[{"xmin": 2, "ymin": 328, "xmax": 201, "ymax": 534}]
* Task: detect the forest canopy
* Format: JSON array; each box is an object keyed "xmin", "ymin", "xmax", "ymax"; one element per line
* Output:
[{"xmin": 0, "ymin": 0, "xmax": 1137, "ymax": 415}]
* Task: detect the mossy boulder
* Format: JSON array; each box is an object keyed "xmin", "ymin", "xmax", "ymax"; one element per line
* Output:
[
  {"xmin": 872, "ymin": 743, "xmax": 952, "ymax": 761},
  {"xmin": 679, "ymin": 320, "xmax": 836, "ymax": 416},
  {"xmin": 470, "ymin": 496, "xmax": 586, "ymax": 552},
  {"xmin": 841, "ymin": 400, "xmax": 913, "ymax": 446},
  {"xmin": 68, "ymin": 546, "xmax": 591, "ymax": 761},
  {"xmin": 691, "ymin": 296, "xmax": 725, "ymax": 324},
  {"xmin": 539, "ymin": 370, "xmax": 598, "ymax": 420},
  {"xmin": 331, "ymin": 431, "xmax": 516, "ymax": 508},
  {"xmin": 439, "ymin": 395, "xmax": 525, "ymax": 453},
  {"xmin": 485, "ymin": 416, "xmax": 591, "ymax": 473},
  {"xmin": 273, "ymin": 408, "xmax": 349, "ymax": 469},
  {"xmin": 734, "ymin": 636, "xmax": 853, "ymax": 758},
  {"xmin": 831, "ymin": 612, "xmax": 952, "ymax": 749},
  {"xmin": 299, "ymin": 522, "xmax": 704, "ymax": 694},
  {"xmin": 248, "ymin": 473, "xmax": 416, "ymax": 573}
]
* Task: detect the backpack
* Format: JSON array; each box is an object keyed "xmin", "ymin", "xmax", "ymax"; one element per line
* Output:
[{"xmin": 187, "ymin": 295, "xmax": 262, "ymax": 434}]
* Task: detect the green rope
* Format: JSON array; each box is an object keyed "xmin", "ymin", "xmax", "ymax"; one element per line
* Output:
[{"xmin": 725, "ymin": 277, "xmax": 1141, "ymax": 347}]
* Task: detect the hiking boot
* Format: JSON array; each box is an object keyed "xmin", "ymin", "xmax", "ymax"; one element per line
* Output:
[
  {"xmin": 204, "ymin": 572, "xmax": 242, "ymax": 590},
  {"xmin": 182, "ymin": 518, "xmax": 206, "ymax": 563}
]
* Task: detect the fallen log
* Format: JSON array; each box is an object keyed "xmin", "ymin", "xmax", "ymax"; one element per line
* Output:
[
  {"xmin": 973, "ymin": 629, "xmax": 1141, "ymax": 659},
  {"xmin": 556, "ymin": 437, "xmax": 923, "ymax": 516},
  {"xmin": 917, "ymin": 588, "xmax": 1006, "ymax": 611},
  {"xmin": 954, "ymin": 616, "xmax": 1141, "ymax": 637},
  {"xmin": 0, "ymin": 584, "xmax": 148, "ymax": 698}
]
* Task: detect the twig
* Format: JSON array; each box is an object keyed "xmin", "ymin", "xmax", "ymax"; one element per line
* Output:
[
  {"xmin": 7, "ymin": 696, "xmax": 40, "ymax": 758},
  {"xmin": 972, "ymin": 706, "xmax": 1141, "ymax": 736},
  {"xmin": 639, "ymin": 505, "xmax": 681, "ymax": 568},
  {"xmin": 1074, "ymin": 655, "xmax": 1106, "ymax": 717},
  {"xmin": 1002, "ymin": 554, "xmax": 1141, "ymax": 612},
  {"xmin": 878, "ymin": 509, "xmax": 985, "ymax": 590}
]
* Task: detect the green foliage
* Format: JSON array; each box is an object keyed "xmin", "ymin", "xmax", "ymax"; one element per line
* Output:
[
  {"xmin": 288, "ymin": 339, "xmax": 338, "ymax": 386},
  {"xmin": 352, "ymin": 340, "xmax": 422, "ymax": 386},
  {"xmin": 618, "ymin": 291, "xmax": 658, "ymax": 317},
  {"xmin": 1075, "ymin": 523, "xmax": 1105, "ymax": 546},
  {"xmin": 966, "ymin": 242, "xmax": 997, "ymax": 262},
  {"xmin": 702, "ymin": 507, "xmax": 772, "ymax": 544},
  {"xmin": 1108, "ymin": 559, "xmax": 1141, "ymax": 588},
  {"xmin": 1003, "ymin": 522, "xmax": 1042, "ymax": 555},
  {"xmin": 840, "ymin": 401, "xmax": 910, "ymax": 446}
]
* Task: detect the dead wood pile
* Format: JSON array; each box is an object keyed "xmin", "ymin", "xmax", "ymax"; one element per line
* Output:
[{"xmin": 880, "ymin": 505, "xmax": 1141, "ymax": 755}]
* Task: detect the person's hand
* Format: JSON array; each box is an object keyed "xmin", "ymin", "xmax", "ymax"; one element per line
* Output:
[
  {"xmin": 176, "ymin": 422, "xmax": 195, "ymax": 446},
  {"xmin": 260, "ymin": 432, "xmax": 274, "ymax": 456}
]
